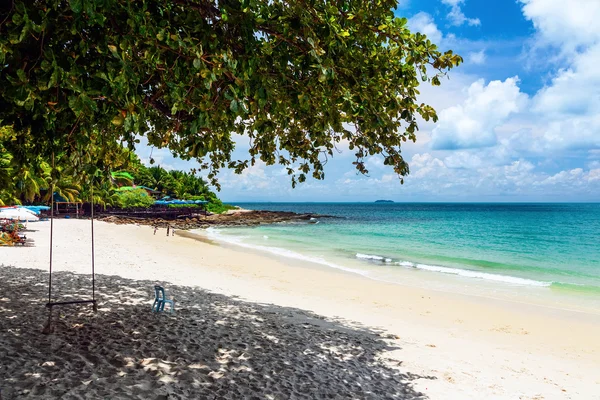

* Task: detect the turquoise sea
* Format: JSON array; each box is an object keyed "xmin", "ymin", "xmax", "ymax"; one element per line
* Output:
[{"xmin": 202, "ymin": 203, "xmax": 600, "ymax": 311}]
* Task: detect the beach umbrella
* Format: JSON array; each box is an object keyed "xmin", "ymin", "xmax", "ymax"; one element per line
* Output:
[
  {"xmin": 17, "ymin": 207, "xmax": 40, "ymax": 215},
  {"xmin": 21, "ymin": 205, "xmax": 50, "ymax": 214},
  {"xmin": 0, "ymin": 208, "xmax": 40, "ymax": 221}
]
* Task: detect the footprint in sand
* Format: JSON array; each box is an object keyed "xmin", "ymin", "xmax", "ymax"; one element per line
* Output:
[{"xmin": 444, "ymin": 373, "xmax": 456, "ymax": 384}]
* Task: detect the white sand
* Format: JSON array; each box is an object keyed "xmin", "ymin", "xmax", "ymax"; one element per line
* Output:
[{"xmin": 1, "ymin": 219, "xmax": 599, "ymax": 399}]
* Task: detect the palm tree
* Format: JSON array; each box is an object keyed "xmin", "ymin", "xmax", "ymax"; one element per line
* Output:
[
  {"xmin": 110, "ymin": 171, "xmax": 134, "ymax": 187},
  {"xmin": 0, "ymin": 150, "xmax": 17, "ymax": 206},
  {"xmin": 80, "ymin": 178, "xmax": 119, "ymax": 209},
  {"xmin": 136, "ymin": 166, "xmax": 177, "ymax": 196},
  {"xmin": 14, "ymin": 165, "xmax": 46, "ymax": 203}
]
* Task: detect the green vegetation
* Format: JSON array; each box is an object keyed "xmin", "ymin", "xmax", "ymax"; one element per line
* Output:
[
  {"xmin": 167, "ymin": 204, "xmax": 199, "ymax": 209},
  {"xmin": 205, "ymin": 199, "xmax": 237, "ymax": 214},
  {"xmin": 0, "ymin": 0, "xmax": 460, "ymax": 189},
  {"xmin": 0, "ymin": 130, "xmax": 233, "ymax": 212},
  {"xmin": 115, "ymin": 188, "xmax": 154, "ymax": 209}
]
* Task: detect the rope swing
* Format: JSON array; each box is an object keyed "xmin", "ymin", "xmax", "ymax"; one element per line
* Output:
[{"xmin": 43, "ymin": 154, "xmax": 97, "ymax": 334}]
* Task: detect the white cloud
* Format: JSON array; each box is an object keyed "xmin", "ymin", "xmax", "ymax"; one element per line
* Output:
[
  {"xmin": 431, "ymin": 77, "xmax": 528, "ymax": 149},
  {"xmin": 380, "ymin": 174, "xmax": 395, "ymax": 183},
  {"xmin": 442, "ymin": 0, "xmax": 481, "ymax": 27},
  {"xmin": 408, "ymin": 12, "xmax": 442, "ymax": 43},
  {"xmin": 365, "ymin": 156, "xmax": 385, "ymax": 171},
  {"xmin": 398, "ymin": 152, "xmax": 599, "ymax": 199},
  {"xmin": 467, "ymin": 50, "xmax": 486, "ymax": 65},
  {"xmin": 220, "ymin": 161, "xmax": 274, "ymax": 191},
  {"xmin": 588, "ymin": 169, "xmax": 600, "ymax": 182},
  {"xmin": 443, "ymin": 151, "xmax": 483, "ymax": 169},
  {"xmin": 410, "ymin": 153, "xmax": 445, "ymax": 179},
  {"xmin": 520, "ymin": 0, "xmax": 600, "ymax": 53},
  {"xmin": 539, "ymin": 168, "xmax": 584, "ymax": 186},
  {"xmin": 520, "ymin": 0, "xmax": 600, "ymax": 151},
  {"xmin": 532, "ymin": 44, "xmax": 600, "ymax": 117}
]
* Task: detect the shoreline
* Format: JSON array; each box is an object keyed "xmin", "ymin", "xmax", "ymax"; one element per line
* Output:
[
  {"xmin": 198, "ymin": 226, "xmax": 600, "ymax": 316},
  {"xmin": 1, "ymin": 219, "xmax": 599, "ymax": 398}
]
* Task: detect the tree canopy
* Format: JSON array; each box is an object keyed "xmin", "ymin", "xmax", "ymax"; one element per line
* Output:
[
  {"xmin": 0, "ymin": 133, "xmax": 232, "ymax": 212},
  {"xmin": 0, "ymin": 0, "xmax": 461, "ymax": 187}
]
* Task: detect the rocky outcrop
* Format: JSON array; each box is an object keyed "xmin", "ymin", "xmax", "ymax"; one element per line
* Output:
[{"xmin": 97, "ymin": 210, "xmax": 332, "ymax": 230}]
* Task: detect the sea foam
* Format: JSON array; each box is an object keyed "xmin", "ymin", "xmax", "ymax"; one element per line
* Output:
[
  {"xmin": 396, "ymin": 261, "xmax": 552, "ymax": 287},
  {"xmin": 203, "ymin": 228, "xmax": 368, "ymax": 276},
  {"xmin": 200, "ymin": 229, "xmax": 551, "ymax": 288},
  {"xmin": 356, "ymin": 253, "xmax": 393, "ymax": 263}
]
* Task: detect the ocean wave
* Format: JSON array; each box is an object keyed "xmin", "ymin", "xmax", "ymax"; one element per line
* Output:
[
  {"xmin": 198, "ymin": 228, "xmax": 552, "ymax": 288},
  {"xmin": 356, "ymin": 253, "xmax": 392, "ymax": 263},
  {"xmin": 203, "ymin": 228, "xmax": 368, "ymax": 276},
  {"xmin": 396, "ymin": 261, "xmax": 551, "ymax": 287}
]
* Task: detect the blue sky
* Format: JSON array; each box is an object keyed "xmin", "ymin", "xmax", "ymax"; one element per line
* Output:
[{"xmin": 137, "ymin": 0, "xmax": 600, "ymax": 202}]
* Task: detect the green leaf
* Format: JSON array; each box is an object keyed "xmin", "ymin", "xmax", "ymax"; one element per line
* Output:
[
  {"xmin": 111, "ymin": 115, "xmax": 124, "ymax": 126},
  {"xmin": 0, "ymin": 0, "xmax": 460, "ymax": 190},
  {"xmin": 69, "ymin": 0, "xmax": 83, "ymax": 13},
  {"xmin": 230, "ymin": 99, "xmax": 238, "ymax": 113},
  {"xmin": 16, "ymin": 69, "xmax": 26, "ymax": 82}
]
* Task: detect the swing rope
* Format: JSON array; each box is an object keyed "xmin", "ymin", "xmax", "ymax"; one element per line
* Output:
[
  {"xmin": 43, "ymin": 154, "xmax": 98, "ymax": 333},
  {"xmin": 47, "ymin": 152, "xmax": 54, "ymax": 305},
  {"xmin": 91, "ymin": 183, "xmax": 96, "ymax": 311}
]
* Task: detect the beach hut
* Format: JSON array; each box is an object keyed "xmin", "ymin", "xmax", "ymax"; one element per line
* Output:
[{"xmin": 53, "ymin": 192, "xmax": 83, "ymax": 217}]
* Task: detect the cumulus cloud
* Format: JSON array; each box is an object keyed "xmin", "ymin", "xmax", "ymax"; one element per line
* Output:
[
  {"xmin": 441, "ymin": 0, "xmax": 481, "ymax": 27},
  {"xmin": 408, "ymin": 12, "xmax": 443, "ymax": 43},
  {"xmin": 520, "ymin": 0, "xmax": 600, "ymax": 53},
  {"xmin": 520, "ymin": 0, "xmax": 600, "ymax": 151},
  {"xmin": 365, "ymin": 156, "xmax": 386, "ymax": 171},
  {"xmin": 532, "ymin": 45, "xmax": 600, "ymax": 117},
  {"xmin": 398, "ymin": 152, "xmax": 599, "ymax": 199},
  {"xmin": 220, "ymin": 161, "xmax": 272, "ymax": 191},
  {"xmin": 588, "ymin": 169, "xmax": 600, "ymax": 182},
  {"xmin": 467, "ymin": 50, "xmax": 486, "ymax": 65},
  {"xmin": 431, "ymin": 77, "xmax": 528, "ymax": 150},
  {"xmin": 443, "ymin": 151, "xmax": 483, "ymax": 169}
]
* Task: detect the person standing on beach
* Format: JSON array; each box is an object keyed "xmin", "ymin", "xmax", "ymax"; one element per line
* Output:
[
  {"xmin": 153, "ymin": 226, "xmax": 157, "ymax": 235},
  {"xmin": 166, "ymin": 225, "xmax": 170, "ymax": 236},
  {"xmin": 172, "ymin": 228, "xmax": 176, "ymax": 236}
]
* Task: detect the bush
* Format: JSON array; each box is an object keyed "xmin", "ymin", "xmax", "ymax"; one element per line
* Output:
[
  {"xmin": 205, "ymin": 199, "xmax": 236, "ymax": 214},
  {"xmin": 185, "ymin": 195, "xmax": 207, "ymax": 201},
  {"xmin": 167, "ymin": 204, "xmax": 199, "ymax": 208},
  {"xmin": 116, "ymin": 189, "xmax": 155, "ymax": 209}
]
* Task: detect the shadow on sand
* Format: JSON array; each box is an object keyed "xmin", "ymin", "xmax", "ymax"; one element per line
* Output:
[{"xmin": 0, "ymin": 265, "xmax": 435, "ymax": 399}]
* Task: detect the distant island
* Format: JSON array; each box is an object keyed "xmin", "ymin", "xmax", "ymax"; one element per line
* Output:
[{"xmin": 375, "ymin": 200, "xmax": 394, "ymax": 203}]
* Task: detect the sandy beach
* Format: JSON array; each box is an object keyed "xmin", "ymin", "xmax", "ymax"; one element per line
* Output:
[{"xmin": 1, "ymin": 219, "xmax": 599, "ymax": 399}]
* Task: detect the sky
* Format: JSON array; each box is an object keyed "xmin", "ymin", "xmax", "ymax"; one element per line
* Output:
[{"xmin": 136, "ymin": 0, "xmax": 600, "ymax": 202}]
